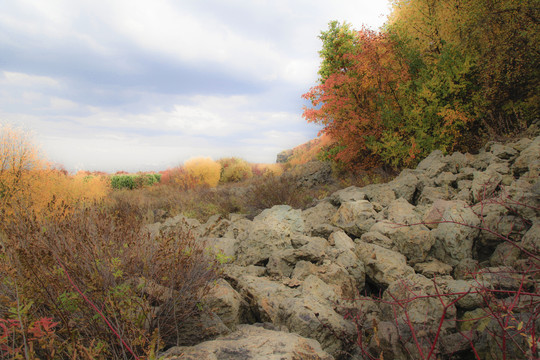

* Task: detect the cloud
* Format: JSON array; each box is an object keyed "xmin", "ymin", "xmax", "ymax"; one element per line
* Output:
[{"xmin": 0, "ymin": 0, "xmax": 390, "ymax": 172}]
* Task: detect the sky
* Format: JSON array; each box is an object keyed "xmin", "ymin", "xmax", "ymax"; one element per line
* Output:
[{"xmin": 0, "ymin": 0, "xmax": 392, "ymax": 173}]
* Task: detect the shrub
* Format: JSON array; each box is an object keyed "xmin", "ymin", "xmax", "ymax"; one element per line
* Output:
[
  {"xmin": 219, "ymin": 157, "xmax": 253, "ymax": 183},
  {"xmin": 183, "ymin": 157, "xmax": 221, "ymax": 188},
  {"xmin": 251, "ymin": 163, "xmax": 284, "ymax": 177},
  {"xmin": 0, "ymin": 201, "xmax": 220, "ymax": 359},
  {"xmin": 110, "ymin": 174, "xmax": 160, "ymax": 190}
]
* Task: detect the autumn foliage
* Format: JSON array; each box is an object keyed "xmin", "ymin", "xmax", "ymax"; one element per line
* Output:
[{"xmin": 304, "ymin": 0, "xmax": 539, "ymax": 170}]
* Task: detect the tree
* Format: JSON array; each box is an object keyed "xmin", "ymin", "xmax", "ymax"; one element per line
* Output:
[
  {"xmin": 0, "ymin": 124, "xmax": 43, "ymax": 213},
  {"xmin": 303, "ymin": 25, "xmax": 411, "ymax": 169}
]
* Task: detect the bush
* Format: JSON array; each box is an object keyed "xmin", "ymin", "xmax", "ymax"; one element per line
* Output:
[
  {"xmin": 251, "ymin": 163, "xmax": 284, "ymax": 177},
  {"xmin": 110, "ymin": 174, "xmax": 160, "ymax": 190},
  {"xmin": 183, "ymin": 157, "xmax": 221, "ymax": 188},
  {"xmin": 219, "ymin": 157, "xmax": 253, "ymax": 183},
  {"xmin": 0, "ymin": 202, "xmax": 220, "ymax": 359}
]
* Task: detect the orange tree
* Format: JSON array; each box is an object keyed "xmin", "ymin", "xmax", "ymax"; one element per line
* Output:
[{"xmin": 303, "ymin": 24, "xmax": 410, "ymax": 169}]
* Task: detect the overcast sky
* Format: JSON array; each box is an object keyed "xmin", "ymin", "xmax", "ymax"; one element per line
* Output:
[{"xmin": 1, "ymin": 0, "xmax": 391, "ymax": 173}]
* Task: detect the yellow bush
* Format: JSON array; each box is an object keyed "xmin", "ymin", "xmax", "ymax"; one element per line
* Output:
[
  {"xmin": 252, "ymin": 163, "xmax": 284, "ymax": 177},
  {"xmin": 0, "ymin": 124, "xmax": 110, "ymax": 219},
  {"xmin": 219, "ymin": 157, "xmax": 253, "ymax": 183},
  {"xmin": 184, "ymin": 157, "xmax": 221, "ymax": 188}
]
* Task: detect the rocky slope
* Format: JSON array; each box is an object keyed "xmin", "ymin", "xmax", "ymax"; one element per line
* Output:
[{"xmin": 156, "ymin": 136, "xmax": 539, "ymax": 360}]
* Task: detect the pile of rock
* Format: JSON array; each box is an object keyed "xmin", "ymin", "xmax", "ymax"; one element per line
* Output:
[{"xmin": 157, "ymin": 136, "xmax": 539, "ymax": 360}]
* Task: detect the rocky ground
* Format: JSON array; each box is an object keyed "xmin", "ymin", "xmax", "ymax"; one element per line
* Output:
[{"xmin": 152, "ymin": 136, "xmax": 539, "ymax": 360}]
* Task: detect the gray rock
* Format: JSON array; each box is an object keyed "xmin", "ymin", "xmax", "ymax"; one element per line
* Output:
[
  {"xmin": 160, "ymin": 324, "xmax": 334, "ymax": 360},
  {"xmin": 414, "ymin": 259, "xmax": 453, "ymax": 278},
  {"xmin": 328, "ymin": 231, "xmax": 355, "ymax": 252},
  {"xmin": 417, "ymin": 150, "xmax": 449, "ymax": 177},
  {"xmin": 235, "ymin": 205, "xmax": 304, "ymax": 266},
  {"xmin": 302, "ymin": 201, "xmax": 339, "ymax": 237},
  {"xmin": 381, "ymin": 274, "xmax": 457, "ymax": 330},
  {"xmin": 417, "ymin": 186, "xmax": 455, "ymax": 205},
  {"xmin": 329, "ymin": 186, "xmax": 367, "ymax": 206},
  {"xmin": 431, "ymin": 200, "xmax": 481, "ymax": 265},
  {"xmin": 331, "ymin": 200, "xmax": 377, "ymax": 237},
  {"xmin": 471, "ymin": 170, "xmax": 503, "ymax": 203},
  {"xmin": 359, "ymin": 231, "xmax": 394, "ymax": 249},
  {"xmin": 512, "ymin": 136, "xmax": 540, "ymax": 176},
  {"xmin": 522, "ymin": 221, "xmax": 540, "ymax": 253},
  {"xmin": 389, "ymin": 170, "xmax": 419, "ymax": 203},
  {"xmin": 489, "ymin": 143, "xmax": 518, "ymax": 160},
  {"xmin": 355, "ymin": 242, "xmax": 414, "ymax": 287},
  {"xmin": 204, "ymin": 279, "xmax": 255, "ymax": 330}
]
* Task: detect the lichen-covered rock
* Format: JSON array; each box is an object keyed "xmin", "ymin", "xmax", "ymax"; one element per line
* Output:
[
  {"xmin": 204, "ymin": 279, "xmax": 255, "ymax": 330},
  {"xmin": 329, "ymin": 186, "xmax": 367, "ymax": 206},
  {"xmin": 302, "ymin": 201, "xmax": 339, "ymax": 237},
  {"xmin": 331, "ymin": 200, "xmax": 377, "ymax": 237},
  {"xmin": 355, "ymin": 241, "xmax": 414, "ymax": 287},
  {"xmin": 160, "ymin": 324, "xmax": 335, "ymax": 360},
  {"xmin": 431, "ymin": 200, "xmax": 481, "ymax": 265}
]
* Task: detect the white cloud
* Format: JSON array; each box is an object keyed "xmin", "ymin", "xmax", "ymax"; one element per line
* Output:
[
  {"xmin": 0, "ymin": 0, "xmax": 390, "ymax": 172},
  {"xmin": 1, "ymin": 71, "xmax": 60, "ymax": 88}
]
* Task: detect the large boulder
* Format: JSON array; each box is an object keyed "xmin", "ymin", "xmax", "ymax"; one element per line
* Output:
[
  {"xmin": 204, "ymin": 279, "xmax": 255, "ymax": 330},
  {"xmin": 160, "ymin": 324, "xmax": 334, "ymax": 360},
  {"xmin": 389, "ymin": 170, "xmax": 419, "ymax": 203},
  {"xmin": 331, "ymin": 200, "xmax": 377, "ymax": 237},
  {"xmin": 355, "ymin": 242, "xmax": 414, "ymax": 287},
  {"xmin": 329, "ymin": 186, "xmax": 367, "ymax": 206},
  {"xmin": 302, "ymin": 201, "xmax": 340, "ymax": 237},
  {"xmin": 235, "ymin": 205, "xmax": 303, "ymax": 266},
  {"xmin": 471, "ymin": 170, "xmax": 503, "ymax": 203},
  {"xmin": 431, "ymin": 200, "xmax": 481, "ymax": 265},
  {"xmin": 232, "ymin": 275, "xmax": 355, "ymax": 357},
  {"xmin": 512, "ymin": 136, "xmax": 540, "ymax": 176}
]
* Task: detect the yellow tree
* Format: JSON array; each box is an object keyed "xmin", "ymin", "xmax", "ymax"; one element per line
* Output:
[{"xmin": 0, "ymin": 124, "xmax": 44, "ymax": 214}]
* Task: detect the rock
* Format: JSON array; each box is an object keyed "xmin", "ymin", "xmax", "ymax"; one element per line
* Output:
[
  {"xmin": 235, "ymin": 205, "xmax": 304, "ymax": 266},
  {"xmin": 355, "ymin": 242, "xmax": 414, "ymax": 287},
  {"xmin": 453, "ymin": 258, "xmax": 480, "ymax": 280},
  {"xmin": 414, "ymin": 259, "xmax": 453, "ymax": 278},
  {"xmin": 434, "ymin": 172, "xmax": 458, "ymax": 188},
  {"xmin": 200, "ymin": 237, "xmax": 237, "ymax": 261},
  {"xmin": 328, "ymin": 186, "xmax": 366, "ymax": 206},
  {"xmin": 267, "ymin": 237, "xmax": 330, "ymax": 277},
  {"xmin": 328, "ymin": 231, "xmax": 355, "ymax": 252},
  {"xmin": 294, "ymin": 161, "xmax": 333, "ymax": 189},
  {"xmin": 381, "ymin": 274, "xmax": 457, "ymax": 331},
  {"xmin": 513, "ymin": 136, "xmax": 540, "ymax": 176},
  {"xmin": 204, "ymin": 279, "xmax": 255, "ymax": 330},
  {"xmin": 489, "ymin": 143, "xmax": 518, "ymax": 160},
  {"xmin": 490, "ymin": 241, "xmax": 522, "ymax": 267},
  {"xmin": 473, "ymin": 203, "xmax": 529, "ymax": 260},
  {"xmin": 331, "ymin": 200, "xmax": 377, "ymax": 237},
  {"xmin": 199, "ymin": 214, "xmax": 231, "ymax": 238},
  {"xmin": 417, "ymin": 186, "xmax": 455, "ymax": 205},
  {"xmin": 389, "ymin": 170, "xmax": 419, "ymax": 203},
  {"xmin": 302, "ymin": 201, "xmax": 340, "ymax": 237},
  {"xmin": 522, "ymin": 221, "xmax": 540, "ymax": 253},
  {"xmin": 361, "ymin": 183, "xmax": 397, "ymax": 207},
  {"xmin": 416, "ymin": 150, "xmax": 449, "ymax": 177},
  {"xmin": 169, "ymin": 311, "xmax": 231, "ymax": 347},
  {"xmin": 160, "ymin": 324, "xmax": 334, "ymax": 360},
  {"xmin": 431, "ymin": 200, "xmax": 481, "ymax": 265},
  {"xmin": 255, "ymin": 205, "xmax": 305, "ymax": 234},
  {"xmin": 422, "ymin": 199, "xmax": 454, "ymax": 229},
  {"xmin": 438, "ymin": 278, "xmax": 484, "ymax": 310},
  {"xmin": 359, "ymin": 231, "xmax": 394, "ymax": 249},
  {"xmin": 384, "ymin": 198, "xmax": 422, "ymax": 225},
  {"xmin": 231, "ymin": 274, "xmax": 355, "ymax": 357},
  {"xmin": 471, "ymin": 170, "xmax": 503, "ymax": 202},
  {"xmin": 276, "ymin": 149, "xmax": 293, "ymax": 163}
]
